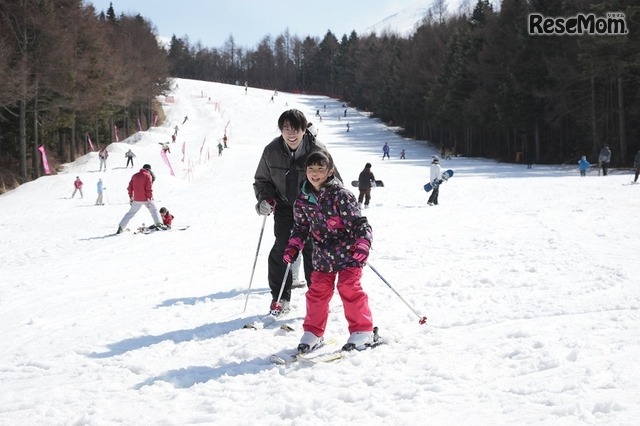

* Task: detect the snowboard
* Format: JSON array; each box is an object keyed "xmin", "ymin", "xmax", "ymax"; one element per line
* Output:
[
  {"xmin": 351, "ymin": 180, "xmax": 385, "ymax": 188},
  {"xmin": 423, "ymin": 169, "xmax": 454, "ymax": 193}
]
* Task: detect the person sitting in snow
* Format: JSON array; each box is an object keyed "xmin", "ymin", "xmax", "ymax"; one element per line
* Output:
[{"xmin": 160, "ymin": 207, "xmax": 174, "ymax": 228}]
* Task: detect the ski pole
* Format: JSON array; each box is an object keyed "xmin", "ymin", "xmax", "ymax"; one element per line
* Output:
[
  {"xmin": 243, "ymin": 215, "xmax": 268, "ymax": 312},
  {"xmin": 274, "ymin": 262, "xmax": 292, "ymax": 307},
  {"xmin": 368, "ymin": 262, "xmax": 427, "ymax": 325}
]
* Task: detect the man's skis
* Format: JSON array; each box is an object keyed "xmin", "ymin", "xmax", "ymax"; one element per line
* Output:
[{"xmin": 243, "ymin": 311, "xmax": 293, "ymax": 331}]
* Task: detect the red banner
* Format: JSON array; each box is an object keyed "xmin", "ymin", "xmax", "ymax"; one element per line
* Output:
[{"xmin": 38, "ymin": 145, "xmax": 51, "ymax": 175}]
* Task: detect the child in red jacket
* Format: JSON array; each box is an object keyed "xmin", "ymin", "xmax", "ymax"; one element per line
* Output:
[{"xmin": 160, "ymin": 207, "xmax": 174, "ymax": 228}]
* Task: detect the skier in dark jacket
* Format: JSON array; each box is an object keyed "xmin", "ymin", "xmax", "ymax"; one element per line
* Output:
[
  {"xmin": 357, "ymin": 163, "xmax": 375, "ymax": 208},
  {"xmin": 253, "ymin": 109, "xmax": 340, "ymax": 315}
]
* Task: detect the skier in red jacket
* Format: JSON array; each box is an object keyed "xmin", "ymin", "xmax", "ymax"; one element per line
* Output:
[{"xmin": 116, "ymin": 164, "xmax": 161, "ymax": 234}]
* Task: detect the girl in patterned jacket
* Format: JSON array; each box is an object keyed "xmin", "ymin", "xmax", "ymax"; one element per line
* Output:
[{"xmin": 283, "ymin": 151, "xmax": 375, "ymax": 353}]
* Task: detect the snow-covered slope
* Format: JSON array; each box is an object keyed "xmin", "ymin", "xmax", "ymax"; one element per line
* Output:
[{"xmin": 0, "ymin": 78, "xmax": 639, "ymax": 425}]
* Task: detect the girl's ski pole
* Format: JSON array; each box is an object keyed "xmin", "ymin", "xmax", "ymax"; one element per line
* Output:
[{"xmin": 368, "ymin": 262, "xmax": 427, "ymax": 325}]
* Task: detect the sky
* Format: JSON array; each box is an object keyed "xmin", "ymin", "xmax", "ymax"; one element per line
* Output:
[
  {"xmin": 85, "ymin": 0, "xmax": 466, "ymax": 48},
  {"xmin": 1, "ymin": 78, "xmax": 639, "ymax": 424}
]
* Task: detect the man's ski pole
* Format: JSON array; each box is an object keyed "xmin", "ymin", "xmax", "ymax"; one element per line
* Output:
[
  {"xmin": 368, "ymin": 262, "xmax": 427, "ymax": 325},
  {"xmin": 243, "ymin": 215, "xmax": 268, "ymax": 312}
]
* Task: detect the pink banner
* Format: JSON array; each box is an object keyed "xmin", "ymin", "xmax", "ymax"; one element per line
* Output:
[
  {"xmin": 114, "ymin": 125, "xmax": 119, "ymax": 142},
  {"xmin": 137, "ymin": 118, "xmax": 142, "ymax": 132},
  {"xmin": 181, "ymin": 141, "xmax": 186, "ymax": 162},
  {"xmin": 86, "ymin": 133, "xmax": 95, "ymax": 151},
  {"xmin": 160, "ymin": 149, "xmax": 175, "ymax": 176},
  {"xmin": 38, "ymin": 145, "xmax": 51, "ymax": 175}
]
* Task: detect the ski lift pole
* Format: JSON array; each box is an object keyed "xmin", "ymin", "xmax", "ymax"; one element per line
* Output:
[
  {"xmin": 243, "ymin": 215, "xmax": 268, "ymax": 312},
  {"xmin": 368, "ymin": 262, "xmax": 427, "ymax": 325}
]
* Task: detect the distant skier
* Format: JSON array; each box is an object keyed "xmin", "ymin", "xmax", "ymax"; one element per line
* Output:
[
  {"xmin": 98, "ymin": 147, "xmax": 109, "ymax": 171},
  {"xmin": 598, "ymin": 145, "xmax": 611, "ymax": 176},
  {"xmin": 400, "ymin": 149, "xmax": 405, "ymax": 159},
  {"xmin": 182, "ymin": 115, "xmax": 188, "ymax": 124},
  {"xmin": 125, "ymin": 149, "xmax": 136, "ymax": 168},
  {"xmin": 382, "ymin": 143, "xmax": 390, "ymax": 160},
  {"xmin": 96, "ymin": 178, "xmax": 105, "ymax": 205},
  {"xmin": 71, "ymin": 176, "xmax": 83, "ymax": 198}
]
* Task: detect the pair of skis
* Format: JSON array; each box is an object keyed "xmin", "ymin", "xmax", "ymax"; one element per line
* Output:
[{"xmin": 270, "ymin": 327, "xmax": 383, "ymax": 366}]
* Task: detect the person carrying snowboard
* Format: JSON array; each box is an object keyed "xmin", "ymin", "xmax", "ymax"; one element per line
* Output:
[
  {"xmin": 283, "ymin": 150, "xmax": 374, "ymax": 353},
  {"xmin": 428, "ymin": 156, "xmax": 442, "ymax": 206},
  {"xmin": 357, "ymin": 163, "xmax": 375, "ymax": 209}
]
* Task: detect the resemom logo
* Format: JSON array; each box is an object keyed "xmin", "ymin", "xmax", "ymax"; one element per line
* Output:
[{"xmin": 528, "ymin": 12, "xmax": 628, "ymax": 35}]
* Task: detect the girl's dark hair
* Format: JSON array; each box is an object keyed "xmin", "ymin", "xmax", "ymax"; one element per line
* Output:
[
  {"xmin": 305, "ymin": 150, "xmax": 334, "ymax": 170},
  {"xmin": 278, "ymin": 109, "xmax": 308, "ymax": 131}
]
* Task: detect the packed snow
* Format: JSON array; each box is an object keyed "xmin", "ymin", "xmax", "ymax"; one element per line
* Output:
[{"xmin": 1, "ymin": 78, "xmax": 639, "ymax": 425}]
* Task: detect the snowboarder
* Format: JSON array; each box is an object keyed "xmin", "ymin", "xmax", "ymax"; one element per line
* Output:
[
  {"xmin": 116, "ymin": 164, "xmax": 161, "ymax": 234},
  {"xmin": 253, "ymin": 109, "xmax": 340, "ymax": 315},
  {"xmin": 357, "ymin": 163, "xmax": 375, "ymax": 209},
  {"xmin": 95, "ymin": 178, "xmax": 105, "ymax": 205},
  {"xmin": 125, "ymin": 149, "xmax": 136, "ymax": 168},
  {"xmin": 382, "ymin": 143, "xmax": 390, "ymax": 160},
  {"xmin": 98, "ymin": 148, "xmax": 109, "ymax": 171},
  {"xmin": 71, "ymin": 176, "xmax": 83, "ymax": 198},
  {"xmin": 578, "ymin": 156, "xmax": 591, "ymax": 176},
  {"xmin": 598, "ymin": 145, "xmax": 611, "ymax": 176},
  {"xmin": 427, "ymin": 156, "xmax": 442, "ymax": 206},
  {"xmin": 283, "ymin": 150, "xmax": 374, "ymax": 353}
]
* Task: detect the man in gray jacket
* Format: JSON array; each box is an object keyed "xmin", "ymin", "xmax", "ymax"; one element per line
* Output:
[
  {"xmin": 598, "ymin": 145, "xmax": 612, "ymax": 176},
  {"xmin": 253, "ymin": 109, "xmax": 339, "ymax": 315}
]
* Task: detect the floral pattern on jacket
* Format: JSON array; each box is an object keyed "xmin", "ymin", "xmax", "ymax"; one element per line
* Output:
[{"xmin": 291, "ymin": 177, "xmax": 372, "ymax": 273}]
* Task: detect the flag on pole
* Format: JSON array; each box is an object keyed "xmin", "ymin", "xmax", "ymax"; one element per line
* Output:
[
  {"xmin": 38, "ymin": 145, "xmax": 51, "ymax": 175},
  {"xmin": 87, "ymin": 133, "xmax": 95, "ymax": 151},
  {"xmin": 160, "ymin": 148, "xmax": 175, "ymax": 176}
]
